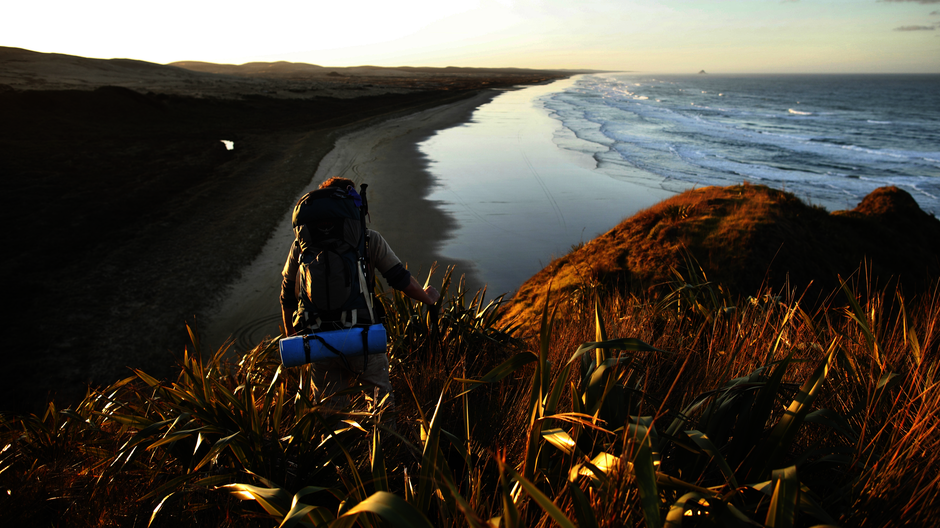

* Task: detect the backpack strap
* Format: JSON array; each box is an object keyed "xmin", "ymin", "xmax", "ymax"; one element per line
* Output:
[
  {"xmin": 348, "ymin": 183, "xmax": 377, "ymax": 326},
  {"xmin": 356, "ymin": 260, "xmax": 376, "ymax": 324},
  {"xmin": 360, "ymin": 325, "xmax": 370, "ymax": 373},
  {"xmin": 304, "ymin": 333, "xmax": 355, "ymax": 373}
]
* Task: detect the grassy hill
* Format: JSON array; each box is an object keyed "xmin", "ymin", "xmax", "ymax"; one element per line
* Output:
[
  {"xmin": 502, "ymin": 184, "xmax": 940, "ymax": 331},
  {"xmin": 2, "ymin": 187, "xmax": 938, "ymax": 527}
]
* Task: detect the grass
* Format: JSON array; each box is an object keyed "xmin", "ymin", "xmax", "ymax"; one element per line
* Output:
[
  {"xmin": 501, "ymin": 184, "xmax": 940, "ymax": 329},
  {"xmin": 1, "ymin": 263, "xmax": 938, "ymax": 527}
]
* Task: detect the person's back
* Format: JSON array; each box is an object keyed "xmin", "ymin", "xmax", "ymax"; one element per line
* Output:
[
  {"xmin": 279, "ymin": 176, "xmax": 440, "ymax": 415},
  {"xmin": 290, "ymin": 183, "xmax": 375, "ymax": 332}
]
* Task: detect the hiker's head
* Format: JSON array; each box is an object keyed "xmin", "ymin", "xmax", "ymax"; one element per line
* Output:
[{"xmin": 320, "ymin": 177, "xmax": 355, "ymax": 191}]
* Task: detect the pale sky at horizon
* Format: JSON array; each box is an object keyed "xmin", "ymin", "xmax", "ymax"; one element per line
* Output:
[{"xmin": 5, "ymin": 0, "xmax": 940, "ymax": 73}]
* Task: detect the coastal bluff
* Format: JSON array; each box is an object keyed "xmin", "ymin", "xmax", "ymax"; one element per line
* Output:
[{"xmin": 502, "ymin": 184, "xmax": 940, "ymax": 328}]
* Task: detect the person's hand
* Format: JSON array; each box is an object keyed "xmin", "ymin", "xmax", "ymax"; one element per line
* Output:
[{"xmin": 424, "ymin": 286, "xmax": 441, "ymax": 305}]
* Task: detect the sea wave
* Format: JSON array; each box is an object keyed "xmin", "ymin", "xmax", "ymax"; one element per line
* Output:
[{"xmin": 541, "ymin": 73, "xmax": 940, "ymax": 216}]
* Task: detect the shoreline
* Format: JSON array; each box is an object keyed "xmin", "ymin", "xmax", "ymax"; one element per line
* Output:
[
  {"xmin": 1, "ymin": 47, "xmax": 575, "ymax": 413},
  {"xmin": 203, "ymin": 90, "xmax": 501, "ymax": 353},
  {"xmin": 419, "ymin": 77, "xmax": 678, "ymax": 297},
  {"xmin": 2, "ymin": 83, "xmax": 541, "ymax": 413}
]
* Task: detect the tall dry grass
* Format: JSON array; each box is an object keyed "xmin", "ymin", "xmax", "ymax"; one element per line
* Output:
[{"xmin": 1, "ymin": 265, "xmax": 937, "ymax": 527}]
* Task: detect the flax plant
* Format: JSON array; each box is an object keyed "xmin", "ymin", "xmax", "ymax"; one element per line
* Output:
[{"xmin": 2, "ymin": 265, "xmax": 938, "ymax": 527}]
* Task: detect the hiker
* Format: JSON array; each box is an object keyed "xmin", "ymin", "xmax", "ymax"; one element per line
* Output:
[{"xmin": 280, "ymin": 176, "xmax": 440, "ymax": 413}]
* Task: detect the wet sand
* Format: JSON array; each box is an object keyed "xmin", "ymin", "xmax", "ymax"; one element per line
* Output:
[{"xmin": 421, "ymin": 78, "xmax": 677, "ymax": 296}]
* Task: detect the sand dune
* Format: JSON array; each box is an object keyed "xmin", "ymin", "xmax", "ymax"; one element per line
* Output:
[{"xmin": 1, "ymin": 46, "xmax": 572, "ymax": 99}]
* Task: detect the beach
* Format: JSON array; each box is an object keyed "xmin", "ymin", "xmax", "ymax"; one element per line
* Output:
[
  {"xmin": 0, "ymin": 46, "xmax": 570, "ymax": 412},
  {"xmin": 202, "ymin": 91, "xmax": 500, "ymax": 352},
  {"xmin": 420, "ymin": 78, "xmax": 676, "ymax": 295},
  {"xmin": 202, "ymin": 78, "xmax": 684, "ymax": 352}
]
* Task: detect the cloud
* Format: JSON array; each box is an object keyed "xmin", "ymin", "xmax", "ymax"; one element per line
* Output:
[{"xmin": 894, "ymin": 24, "xmax": 937, "ymax": 30}]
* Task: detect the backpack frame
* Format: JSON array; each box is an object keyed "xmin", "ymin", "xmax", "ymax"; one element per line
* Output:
[{"xmin": 290, "ymin": 184, "xmax": 376, "ymax": 333}]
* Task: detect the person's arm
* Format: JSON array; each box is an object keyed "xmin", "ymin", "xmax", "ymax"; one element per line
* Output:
[
  {"xmin": 280, "ymin": 241, "xmax": 300, "ymax": 337},
  {"xmin": 281, "ymin": 276, "xmax": 297, "ymax": 337},
  {"xmin": 401, "ymin": 275, "xmax": 441, "ymax": 305},
  {"xmin": 368, "ymin": 230, "xmax": 440, "ymax": 305}
]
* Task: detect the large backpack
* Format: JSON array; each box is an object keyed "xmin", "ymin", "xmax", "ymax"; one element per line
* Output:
[{"xmin": 290, "ymin": 185, "xmax": 376, "ymax": 332}]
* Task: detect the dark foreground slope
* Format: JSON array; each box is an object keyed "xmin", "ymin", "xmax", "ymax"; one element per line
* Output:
[
  {"xmin": 0, "ymin": 87, "xmax": 468, "ymax": 413},
  {"xmin": 0, "ymin": 48, "xmax": 567, "ymax": 414},
  {"xmin": 503, "ymin": 184, "xmax": 940, "ymax": 329}
]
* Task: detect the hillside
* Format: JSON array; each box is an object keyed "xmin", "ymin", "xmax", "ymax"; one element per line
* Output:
[
  {"xmin": 0, "ymin": 47, "xmax": 566, "ymax": 413},
  {"xmin": 501, "ymin": 184, "xmax": 940, "ymax": 329},
  {"xmin": 1, "ymin": 46, "xmax": 569, "ymax": 99}
]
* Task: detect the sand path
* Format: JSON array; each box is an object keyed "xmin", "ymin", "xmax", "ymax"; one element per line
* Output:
[{"xmin": 203, "ymin": 91, "xmax": 498, "ymax": 353}]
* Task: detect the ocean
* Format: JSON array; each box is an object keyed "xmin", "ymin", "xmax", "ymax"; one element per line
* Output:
[{"xmin": 420, "ymin": 74, "xmax": 940, "ymax": 296}]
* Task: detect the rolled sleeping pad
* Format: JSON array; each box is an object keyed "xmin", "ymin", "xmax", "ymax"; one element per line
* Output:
[{"xmin": 279, "ymin": 324, "xmax": 387, "ymax": 367}]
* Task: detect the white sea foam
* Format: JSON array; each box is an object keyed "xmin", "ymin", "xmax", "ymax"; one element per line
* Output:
[
  {"xmin": 540, "ymin": 73, "xmax": 940, "ymax": 216},
  {"xmin": 411, "ymin": 73, "xmax": 940, "ymax": 295}
]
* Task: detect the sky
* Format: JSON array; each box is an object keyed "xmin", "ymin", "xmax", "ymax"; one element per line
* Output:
[{"xmin": 5, "ymin": 0, "xmax": 940, "ymax": 73}]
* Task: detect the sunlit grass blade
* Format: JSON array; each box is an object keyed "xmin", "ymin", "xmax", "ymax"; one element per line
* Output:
[
  {"xmin": 497, "ymin": 456, "xmax": 521, "ymax": 528},
  {"xmin": 664, "ymin": 492, "xmax": 711, "ymax": 528},
  {"xmin": 148, "ymin": 492, "xmax": 175, "ymax": 528},
  {"xmin": 568, "ymin": 460, "xmax": 612, "ymax": 487},
  {"xmin": 333, "ymin": 491, "xmax": 434, "ymax": 528},
  {"xmin": 140, "ymin": 474, "xmax": 198, "ymax": 502},
  {"xmin": 223, "ymin": 482, "xmax": 291, "ymax": 518},
  {"xmin": 594, "ymin": 294, "xmax": 609, "ymax": 366},
  {"xmin": 765, "ymin": 466, "xmax": 799, "ymax": 528},
  {"xmin": 757, "ymin": 343, "xmax": 837, "ymax": 477},
  {"xmin": 665, "ymin": 492, "xmax": 756, "ymax": 528},
  {"xmin": 192, "ymin": 431, "xmax": 243, "ymax": 472},
  {"xmin": 541, "ymin": 428, "xmax": 581, "ymax": 458},
  {"xmin": 841, "ymin": 278, "xmax": 882, "ymax": 367},
  {"xmin": 416, "ymin": 381, "xmax": 450, "ymax": 514},
  {"xmin": 524, "ymin": 287, "xmax": 556, "ymax": 481},
  {"xmin": 898, "ymin": 292, "xmax": 923, "ymax": 367},
  {"xmin": 371, "ymin": 424, "xmax": 388, "ymax": 493},
  {"xmin": 277, "ymin": 504, "xmax": 323, "ymax": 528}
]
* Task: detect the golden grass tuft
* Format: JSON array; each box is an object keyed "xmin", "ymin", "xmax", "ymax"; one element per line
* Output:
[{"xmin": 501, "ymin": 184, "xmax": 940, "ymax": 334}]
